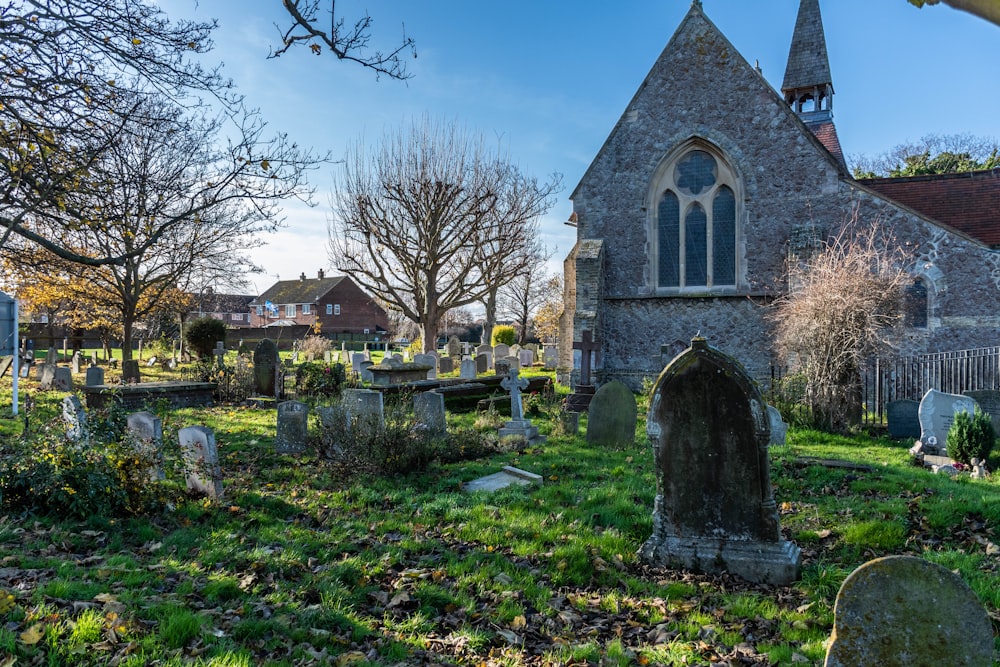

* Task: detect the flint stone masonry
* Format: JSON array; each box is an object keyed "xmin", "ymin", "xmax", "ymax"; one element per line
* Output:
[
  {"xmin": 640, "ymin": 338, "xmax": 800, "ymax": 585},
  {"xmin": 824, "ymin": 556, "xmax": 993, "ymax": 667}
]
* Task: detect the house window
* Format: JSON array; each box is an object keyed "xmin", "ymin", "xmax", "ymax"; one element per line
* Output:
[
  {"xmin": 302, "ymin": 304, "xmax": 311, "ymax": 315},
  {"xmin": 232, "ymin": 313, "xmax": 243, "ymax": 322},
  {"xmin": 285, "ymin": 304, "xmax": 296, "ymax": 317},
  {"xmin": 256, "ymin": 306, "xmax": 263, "ymax": 316},
  {"xmin": 653, "ymin": 146, "xmax": 739, "ymax": 291},
  {"xmin": 334, "ymin": 304, "xmax": 341, "ymax": 316},
  {"xmin": 904, "ymin": 278, "xmax": 928, "ymax": 329},
  {"xmin": 326, "ymin": 304, "xmax": 333, "ymax": 315}
]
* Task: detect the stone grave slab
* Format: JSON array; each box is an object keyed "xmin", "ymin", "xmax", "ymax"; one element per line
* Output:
[
  {"xmin": 640, "ymin": 337, "xmax": 800, "ymax": 585},
  {"xmin": 825, "ymin": 555, "xmax": 993, "ymax": 667},
  {"xmin": 463, "ymin": 466, "xmax": 543, "ymax": 493},
  {"xmin": 276, "ymin": 400, "xmax": 309, "ymax": 454},
  {"xmin": 586, "ymin": 380, "xmax": 637, "ymax": 448},
  {"xmin": 917, "ymin": 389, "xmax": 978, "ymax": 455},
  {"xmin": 886, "ymin": 399, "xmax": 921, "ymax": 439},
  {"xmin": 179, "ymin": 425, "xmax": 223, "ymax": 498}
]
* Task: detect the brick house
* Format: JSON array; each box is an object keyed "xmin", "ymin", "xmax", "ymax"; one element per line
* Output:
[
  {"xmin": 185, "ymin": 289, "xmax": 255, "ymax": 328},
  {"xmin": 250, "ymin": 270, "xmax": 389, "ymax": 336},
  {"xmin": 560, "ymin": 0, "xmax": 1000, "ymax": 388}
]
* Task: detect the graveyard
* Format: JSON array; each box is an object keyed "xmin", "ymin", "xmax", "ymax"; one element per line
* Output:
[{"xmin": 0, "ymin": 342, "xmax": 994, "ymax": 666}]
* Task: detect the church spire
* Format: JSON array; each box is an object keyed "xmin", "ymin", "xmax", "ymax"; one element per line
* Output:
[{"xmin": 782, "ymin": 0, "xmax": 833, "ymax": 120}]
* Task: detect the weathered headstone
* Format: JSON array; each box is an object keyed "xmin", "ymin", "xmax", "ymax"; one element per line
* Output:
[
  {"xmin": 45, "ymin": 347, "xmax": 58, "ymax": 364},
  {"xmin": 446, "ymin": 336, "xmax": 462, "ymax": 358},
  {"xmin": 460, "ymin": 358, "xmax": 477, "ymax": 380},
  {"xmin": 414, "ymin": 354, "xmax": 437, "ymax": 380},
  {"xmin": 963, "ymin": 390, "xmax": 1000, "ymax": 437},
  {"xmin": 586, "ymin": 380, "xmax": 637, "ymax": 448},
  {"xmin": 276, "ymin": 401, "xmax": 309, "ymax": 454},
  {"xmin": 518, "ymin": 349, "xmax": 534, "ymax": 368},
  {"xmin": 359, "ymin": 360, "xmax": 375, "ymax": 384},
  {"xmin": 126, "ymin": 411, "xmax": 165, "ymax": 480},
  {"xmin": 62, "ymin": 395, "xmax": 87, "ymax": 441},
  {"xmin": 0, "ymin": 356, "xmax": 12, "ymax": 379},
  {"xmin": 323, "ymin": 350, "xmax": 332, "ymax": 364},
  {"xmin": 493, "ymin": 343, "xmax": 510, "ymax": 360},
  {"xmin": 543, "ymin": 347, "xmax": 558, "ymax": 370},
  {"xmin": 438, "ymin": 357, "xmax": 454, "ymax": 375},
  {"xmin": 179, "ymin": 426, "xmax": 223, "ymax": 498},
  {"xmin": 146, "ymin": 356, "xmax": 158, "ymax": 367},
  {"xmin": 824, "ymin": 555, "xmax": 993, "ymax": 667},
  {"xmin": 253, "ymin": 339, "xmax": 280, "ymax": 397},
  {"xmin": 498, "ymin": 368, "xmax": 544, "ymax": 443},
  {"xmin": 121, "ymin": 359, "xmax": 140, "ymax": 384},
  {"xmin": 413, "ymin": 392, "xmax": 446, "ymax": 438},
  {"xmin": 476, "ymin": 344, "xmax": 492, "ymax": 361},
  {"xmin": 52, "ymin": 367, "xmax": 73, "ymax": 391},
  {"xmin": 350, "ymin": 352, "xmax": 366, "ymax": 373},
  {"xmin": 342, "ymin": 388, "xmax": 384, "ymax": 431},
  {"xmin": 886, "ymin": 399, "xmax": 921, "ymax": 439},
  {"xmin": 71, "ymin": 352, "xmax": 81, "ymax": 375},
  {"xmin": 917, "ymin": 389, "xmax": 978, "ymax": 455},
  {"xmin": 475, "ymin": 352, "xmax": 490, "ymax": 375},
  {"xmin": 560, "ymin": 410, "xmax": 580, "ymax": 435},
  {"xmin": 36, "ymin": 363, "xmax": 56, "ymax": 389},
  {"xmin": 767, "ymin": 405, "xmax": 788, "ymax": 446},
  {"xmin": 214, "ymin": 341, "xmax": 226, "ymax": 368},
  {"xmin": 640, "ymin": 337, "xmax": 800, "ymax": 585}
]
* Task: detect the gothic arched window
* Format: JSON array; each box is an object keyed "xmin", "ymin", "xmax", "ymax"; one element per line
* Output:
[
  {"xmin": 654, "ymin": 147, "xmax": 740, "ymax": 291},
  {"xmin": 904, "ymin": 278, "xmax": 928, "ymax": 329}
]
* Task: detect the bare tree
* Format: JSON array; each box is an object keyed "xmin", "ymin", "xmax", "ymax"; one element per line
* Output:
[
  {"xmin": 498, "ymin": 250, "xmax": 554, "ymax": 344},
  {"xmin": 329, "ymin": 118, "xmax": 559, "ymax": 353},
  {"xmin": 0, "ymin": 0, "xmax": 321, "ymax": 268},
  {"xmin": 770, "ymin": 214, "xmax": 911, "ymax": 433},
  {"xmin": 2, "ymin": 96, "xmax": 284, "ymax": 361},
  {"xmin": 273, "ymin": 1, "xmax": 416, "ymax": 79},
  {"xmin": 852, "ymin": 133, "xmax": 1000, "ymax": 178}
]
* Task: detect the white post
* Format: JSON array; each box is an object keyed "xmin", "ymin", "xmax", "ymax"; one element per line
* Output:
[{"xmin": 12, "ymin": 299, "xmax": 18, "ymax": 416}]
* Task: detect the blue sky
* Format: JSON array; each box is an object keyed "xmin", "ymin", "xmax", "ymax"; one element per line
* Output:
[{"xmin": 159, "ymin": 0, "xmax": 999, "ymax": 296}]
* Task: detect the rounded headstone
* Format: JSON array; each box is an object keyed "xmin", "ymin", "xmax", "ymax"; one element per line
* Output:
[
  {"xmin": 825, "ymin": 555, "xmax": 993, "ymax": 667},
  {"xmin": 586, "ymin": 380, "xmax": 637, "ymax": 447},
  {"xmin": 253, "ymin": 338, "xmax": 279, "ymax": 396}
]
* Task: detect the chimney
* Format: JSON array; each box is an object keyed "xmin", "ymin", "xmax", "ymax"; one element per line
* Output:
[
  {"xmin": 299, "ymin": 272, "xmax": 306, "ymax": 281},
  {"xmin": 318, "ymin": 269, "xmax": 325, "ymax": 279}
]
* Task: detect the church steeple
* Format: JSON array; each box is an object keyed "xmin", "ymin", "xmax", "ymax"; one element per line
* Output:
[{"xmin": 782, "ymin": 0, "xmax": 834, "ymax": 121}]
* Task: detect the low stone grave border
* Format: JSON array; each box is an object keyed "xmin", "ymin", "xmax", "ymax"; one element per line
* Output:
[{"xmin": 83, "ymin": 381, "xmax": 216, "ymax": 410}]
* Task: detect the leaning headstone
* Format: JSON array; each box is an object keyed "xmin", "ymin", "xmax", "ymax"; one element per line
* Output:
[
  {"xmin": 438, "ymin": 357, "xmax": 454, "ymax": 375},
  {"xmin": 37, "ymin": 364, "xmax": 56, "ymax": 389},
  {"xmin": 276, "ymin": 401, "xmax": 309, "ymax": 454},
  {"xmin": 45, "ymin": 347, "xmax": 58, "ymax": 364},
  {"xmin": 767, "ymin": 405, "xmax": 788, "ymax": 446},
  {"xmin": 71, "ymin": 352, "xmax": 81, "ymax": 375},
  {"xmin": 640, "ymin": 337, "xmax": 800, "ymax": 585},
  {"xmin": 586, "ymin": 380, "xmax": 637, "ymax": 448},
  {"xmin": 917, "ymin": 389, "xmax": 978, "ymax": 455},
  {"xmin": 460, "ymin": 358, "xmax": 477, "ymax": 380},
  {"xmin": 62, "ymin": 395, "xmax": 87, "ymax": 442},
  {"xmin": 413, "ymin": 392, "xmax": 446, "ymax": 438},
  {"xmin": 84, "ymin": 366, "xmax": 104, "ymax": 387},
  {"xmin": 253, "ymin": 339, "xmax": 280, "ymax": 397},
  {"xmin": 475, "ymin": 353, "xmax": 489, "ymax": 375},
  {"xmin": 824, "ymin": 555, "xmax": 993, "ymax": 667},
  {"xmin": 886, "ymin": 399, "xmax": 921, "ymax": 439},
  {"xmin": 414, "ymin": 354, "xmax": 437, "ymax": 380},
  {"xmin": 126, "ymin": 411, "xmax": 165, "ymax": 480},
  {"xmin": 121, "ymin": 359, "xmax": 140, "ymax": 384},
  {"xmin": 52, "ymin": 367, "xmax": 73, "ymax": 391},
  {"xmin": 178, "ymin": 426, "xmax": 223, "ymax": 498},
  {"xmin": 963, "ymin": 390, "xmax": 1000, "ymax": 437}
]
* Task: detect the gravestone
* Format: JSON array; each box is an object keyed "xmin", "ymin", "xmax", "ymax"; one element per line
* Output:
[
  {"xmin": 45, "ymin": 347, "xmax": 58, "ymax": 364},
  {"xmin": 767, "ymin": 405, "xmax": 788, "ymax": 446},
  {"xmin": 351, "ymin": 352, "xmax": 366, "ymax": 373},
  {"xmin": 253, "ymin": 339, "xmax": 280, "ymax": 397},
  {"xmin": 586, "ymin": 380, "xmax": 637, "ymax": 448},
  {"xmin": 359, "ymin": 360, "xmax": 375, "ymax": 384},
  {"xmin": 498, "ymin": 368, "xmax": 544, "ymax": 443},
  {"xmin": 463, "ymin": 466, "xmax": 543, "ymax": 493},
  {"xmin": 414, "ymin": 354, "xmax": 437, "ymax": 380},
  {"xmin": 460, "ymin": 358, "xmax": 477, "ymax": 380},
  {"xmin": 71, "ymin": 352, "xmax": 81, "ymax": 375},
  {"xmin": 324, "ymin": 350, "xmax": 332, "ymax": 364},
  {"xmin": 475, "ymin": 353, "xmax": 489, "ymax": 375},
  {"xmin": 543, "ymin": 347, "xmax": 558, "ymax": 370},
  {"xmin": 475, "ymin": 344, "xmax": 492, "ymax": 361},
  {"xmin": 566, "ymin": 330, "xmax": 599, "ymax": 412},
  {"xmin": 413, "ymin": 392, "xmax": 446, "ymax": 438},
  {"xmin": 560, "ymin": 410, "xmax": 580, "ymax": 435},
  {"xmin": 495, "ymin": 357, "xmax": 512, "ymax": 377},
  {"xmin": 963, "ymin": 390, "xmax": 1000, "ymax": 436},
  {"xmin": 179, "ymin": 426, "xmax": 223, "ymax": 498},
  {"xmin": 146, "ymin": 356, "xmax": 158, "ymax": 367},
  {"xmin": 342, "ymin": 388, "xmax": 384, "ymax": 431},
  {"xmin": 518, "ymin": 349, "xmax": 535, "ymax": 368},
  {"xmin": 214, "ymin": 341, "xmax": 226, "ymax": 368},
  {"xmin": 276, "ymin": 401, "xmax": 309, "ymax": 454},
  {"xmin": 391, "ymin": 353, "xmax": 403, "ymax": 363},
  {"xmin": 126, "ymin": 411, "xmax": 165, "ymax": 480},
  {"xmin": 0, "ymin": 356, "xmax": 12, "ymax": 379},
  {"xmin": 886, "ymin": 399, "xmax": 921, "ymax": 439},
  {"xmin": 36, "ymin": 363, "xmax": 56, "ymax": 389},
  {"xmin": 121, "ymin": 359, "xmax": 140, "ymax": 384},
  {"xmin": 824, "ymin": 555, "xmax": 993, "ymax": 667},
  {"xmin": 524, "ymin": 343, "xmax": 539, "ymax": 358},
  {"xmin": 62, "ymin": 395, "xmax": 87, "ymax": 442},
  {"xmin": 53, "ymin": 367, "xmax": 73, "ymax": 391},
  {"xmin": 917, "ymin": 389, "xmax": 978, "ymax": 455},
  {"xmin": 447, "ymin": 336, "xmax": 462, "ymax": 358},
  {"xmin": 493, "ymin": 343, "xmax": 510, "ymax": 360},
  {"xmin": 640, "ymin": 337, "xmax": 800, "ymax": 585},
  {"xmin": 91, "ymin": 352, "xmax": 98, "ymax": 366},
  {"xmin": 438, "ymin": 357, "xmax": 454, "ymax": 375}
]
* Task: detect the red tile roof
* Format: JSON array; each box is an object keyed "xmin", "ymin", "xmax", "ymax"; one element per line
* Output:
[
  {"xmin": 805, "ymin": 119, "xmax": 846, "ymax": 171},
  {"xmin": 858, "ymin": 169, "xmax": 1000, "ymax": 247}
]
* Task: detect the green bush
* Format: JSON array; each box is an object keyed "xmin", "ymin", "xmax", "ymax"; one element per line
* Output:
[
  {"xmin": 946, "ymin": 407, "xmax": 996, "ymax": 465},
  {"xmin": 184, "ymin": 317, "xmax": 227, "ymax": 361},
  {"xmin": 491, "ymin": 325, "xmax": 516, "ymax": 346},
  {"xmin": 296, "ymin": 362, "xmax": 347, "ymax": 398}
]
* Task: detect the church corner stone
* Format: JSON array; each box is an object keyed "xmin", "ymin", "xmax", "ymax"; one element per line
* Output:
[{"xmin": 639, "ymin": 337, "xmax": 800, "ymax": 586}]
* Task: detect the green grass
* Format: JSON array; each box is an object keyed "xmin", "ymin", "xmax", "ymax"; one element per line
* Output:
[{"xmin": 0, "ymin": 368, "xmax": 999, "ymax": 665}]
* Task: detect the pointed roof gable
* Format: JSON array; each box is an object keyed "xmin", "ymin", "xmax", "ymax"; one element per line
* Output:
[
  {"xmin": 782, "ymin": 0, "xmax": 833, "ymax": 94},
  {"xmin": 253, "ymin": 276, "xmax": 346, "ymax": 306}
]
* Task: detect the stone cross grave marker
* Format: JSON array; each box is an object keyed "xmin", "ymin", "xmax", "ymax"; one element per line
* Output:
[
  {"xmin": 62, "ymin": 395, "xmax": 88, "ymax": 442},
  {"xmin": 126, "ymin": 411, "xmax": 165, "ymax": 480},
  {"xmin": 586, "ymin": 380, "xmax": 637, "ymax": 448},
  {"xmin": 572, "ymin": 330, "xmax": 599, "ymax": 386},
  {"xmin": 824, "ymin": 555, "xmax": 993, "ymax": 667},
  {"xmin": 916, "ymin": 389, "xmax": 978, "ymax": 455},
  {"xmin": 179, "ymin": 425, "xmax": 223, "ymax": 498},
  {"xmin": 414, "ymin": 391, "xmax": 446, "ymax": 438},
  {"xmin": 276, "ymin": 400, "xmax": 309, "ymax": 454},
  {"xmin": 639, "ymin": 337, "xmax": 800, "ymax": 585},
  {"xmin": 498, "ymin": 368, "xmax": 543, "ymax": 443}
]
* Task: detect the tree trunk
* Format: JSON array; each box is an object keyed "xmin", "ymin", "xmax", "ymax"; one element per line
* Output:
[
  {"xmin": 481, "ymin": 289, "xmax": 498, "ymax": 346},
  {"xmin": 121, "ymin": 317, "xmax": 134, "ymax": 362}
]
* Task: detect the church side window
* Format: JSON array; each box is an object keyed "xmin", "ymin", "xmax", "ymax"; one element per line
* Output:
[
  {"xmin": 654, "ymin": 148, "xmax": 739, "ymax": 291},
  {"xmin": 903, "ymin": 278, "xmax": 928, "ymax": 329}
]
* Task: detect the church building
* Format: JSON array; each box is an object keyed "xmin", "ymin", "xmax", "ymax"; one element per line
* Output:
[{"xmin": 561, "ymin": 0, "xmax": 1000, "ymax": 388}]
